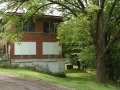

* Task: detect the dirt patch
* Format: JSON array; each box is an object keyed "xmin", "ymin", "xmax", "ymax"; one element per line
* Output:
[{"xmin": 0, "ymin": 72, "xmax": 74, "ymax": 90}]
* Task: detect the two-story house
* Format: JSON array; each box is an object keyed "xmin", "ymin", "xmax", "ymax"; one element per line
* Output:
[{"xmin": 1, "ymin": 13, "xmax": 65, "ymax": 73}]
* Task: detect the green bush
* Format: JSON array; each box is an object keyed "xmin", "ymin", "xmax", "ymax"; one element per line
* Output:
[
  {"xmin": 53, "ymin": 72, "xmax": 66, "ymax": 77},
  {"xmin": 0, "ymin": 63, "xmax": 9, "ymax": 68},
  {"xmin": 1, "ymin": 54, "xmax": 9, "ymax": 60},
  {"xmin": 11, "ymin": 63, "xmax": 19, "ymax": 68}
]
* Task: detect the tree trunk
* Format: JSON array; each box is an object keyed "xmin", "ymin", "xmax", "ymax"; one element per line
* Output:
[
  {"xmin": 97, "ymin": 55, "xmax": 105, "ymax": 84},
  {"xmin": 77, "ymin": 61, "xmax": 80, "ymax": 70}
]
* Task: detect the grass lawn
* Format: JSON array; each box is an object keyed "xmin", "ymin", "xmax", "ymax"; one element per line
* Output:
[{"xmin": 0, "ymin": 67, "xmax": 119, "ymax": 90}]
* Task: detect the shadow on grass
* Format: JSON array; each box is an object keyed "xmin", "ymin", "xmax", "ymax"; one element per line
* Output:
[
  {"xmin": 66, "ymin": 75, "xmax": 92, "ymax": 82},
  {"xmin": 65, "ymin": 69, "xmax": 95, "ymax": 82},
  {"xmin": 65, "ymin": 69, "xmax": 87, "ymax": 73}
]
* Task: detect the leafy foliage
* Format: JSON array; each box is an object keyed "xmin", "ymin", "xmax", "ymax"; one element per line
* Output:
[
  {"xmin": 57, "ymin": 14, "xmax": 91, "ymax": 62},
  {"xmin": 105, "ymin": 41, "xmax": 120, "ymax": 82},
  {"xmin": 57, "ymin": 13, "xmax": 97, "ymax": 69},
  {"xmin": 0, "ymin": 0, "xmax": 49, "ymax": 42}
]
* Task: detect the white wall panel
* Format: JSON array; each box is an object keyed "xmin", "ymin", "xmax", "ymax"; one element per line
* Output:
[
  {"xmin": 14, "ymin": 43, "xmax": 22, "ymax": 55},
  {"xmin": 48, "ymin": 42, "xmax": 55, "ymax": 54},
  {"xmin": 28, "ymin": 42, "xmax": 36, "ymax": 55},
  {"xmin": 48, "ymin": 62, "xmax": 58, "ymax": 73},
  {"xmin": 22, "ymin": 42, "xmax": 28, "ymax": 55},
  {"xmin": 43, "ymin": 42, "xmax": 62, "ymax": 55},
  {"xmin": 14, "ymin": 42, "xmax": 36, "ymax": 55},
  {"xmin": 42, "ymin": 42, "xmax": 49, "ymax": 55},
  {"xmin": 54, "ymin": 43, "xmax": 62, "ymax": 54}
]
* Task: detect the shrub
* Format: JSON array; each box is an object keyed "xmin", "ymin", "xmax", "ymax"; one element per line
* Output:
[
  {"xmin": 53, "ymin": 72, "xmax": 66, "ymax": 77},
  {"xmin": 11, "ymin": 63, "xmax": 19, "ymax": 68},
  {"xmin": 1, "ymin": 54, "xmax": 9, "ymax": 60}
]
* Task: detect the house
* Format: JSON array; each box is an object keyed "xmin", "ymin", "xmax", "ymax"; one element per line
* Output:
[{"xmin": 0, "ymin": 13, "xmax": 65, "ymax": 73}]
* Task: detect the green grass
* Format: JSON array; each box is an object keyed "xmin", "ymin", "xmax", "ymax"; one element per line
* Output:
[{"xmin": 0, "ymin": 67, "xmax": 119, "ymax": 90}]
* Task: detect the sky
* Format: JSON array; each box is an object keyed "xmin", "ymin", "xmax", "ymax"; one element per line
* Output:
[{"xmin": 0, "ymin": 2, "xmax": 62, "ymax": 16}]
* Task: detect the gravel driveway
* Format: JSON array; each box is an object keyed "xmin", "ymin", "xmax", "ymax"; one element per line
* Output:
[{"xmin": 0, "ymin": 72, "xmax": 73, "ymax": 90}]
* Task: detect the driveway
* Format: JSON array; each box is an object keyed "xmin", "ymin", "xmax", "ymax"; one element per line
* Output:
[{"xmin": 0, "ymin": 72, "xmax": 73, "ymax": 90}]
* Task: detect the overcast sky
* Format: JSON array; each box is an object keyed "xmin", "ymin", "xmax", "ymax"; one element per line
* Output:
[{"xmin": 0, "ymin": 2, "xmax": 62, "ymax": 16}]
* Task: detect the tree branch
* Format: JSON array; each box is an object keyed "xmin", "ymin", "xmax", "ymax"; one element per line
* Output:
[
  {"xmin": 95, "ymin": 12, "xmax": 100, "ymax": 44},
  {"xmin": 22, "ymin": 2, "xmax": 55, "ymax": 27},
  {"xmin": 90, "ymin": 23, "xmax": 100, "ymax": 55},
  {"xmin": 16, "ymin": 0, "xmax": 29, "ymax": 2},
  {"xmin": 49, "ymin": 0, "xmax": 77, "ymax": 16},
  {"xmin": 115, "ymin": 15, "xmax": 120, "ymax": 22},
  {"xmin": 26, "ymin": 2, "xmax": 54, "ymax": 18},
  {"xmin": 65, "ymin": 1, "xmax": 82, "ymax": 10},
  {"xmin": 13, "ymin": 2, "xmax": 24, "ymax": 15},
  {"xmin": 95, "ymin": 0, "xmax": 105, "ymax": 39},
  {"xmin": 98, "ymin": 0, "xmax": 105, "ymax": 18},
  {"xmin": 77, "ymin": 0, "xmax": 84, "ymax": 9},
  {"xmin": 101, "ymin": 27, "xmax": 120, "ymax": 58},
  {"xmin": 84, "ymin": 0, "xmax": 88, "ymax": 5},
  {"xmin": 1, "ymin": 2, "xmax": 19, "ymax": 24},
  {"xmin": 103, "ymin": 0, "xmax": 118, "ymax": 32}
]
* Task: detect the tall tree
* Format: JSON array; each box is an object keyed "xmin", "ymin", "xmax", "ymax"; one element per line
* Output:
[{"xmin": 0, "ymin": 0, "xmax": 120, "ymax": 84}]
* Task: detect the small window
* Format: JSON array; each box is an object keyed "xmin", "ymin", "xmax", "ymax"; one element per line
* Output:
[
  {"xmin": 44, "ymin": 22, "xmax": 57, "ymax": 33},
  {"xmin": 24, "ymin": 21, "xmax": 35, "ymax": 32}
]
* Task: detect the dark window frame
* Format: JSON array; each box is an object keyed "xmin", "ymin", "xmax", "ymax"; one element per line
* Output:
[
  {"xmin": 24, "ymin": 21, "xmax": 35, "ymax": 32},
  {"xmin": 44, "ymin": 22, "xmax": 57, "ymax": 33}
]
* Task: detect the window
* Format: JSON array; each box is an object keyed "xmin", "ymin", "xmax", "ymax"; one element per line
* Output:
[
  {"xmin": 42, "ymin": 42, "xmax": 62, "ymax": 55},
  {"xmin": 44, "ymin": 22, "xmax": 57, "ymax": 33},
  {"xmin": 14, "ymin": 42, "xmax": 36, "ymax": 55},
  {"xmin": 24, "ymin": 21, "xmax": 35, "ymax": 32}
]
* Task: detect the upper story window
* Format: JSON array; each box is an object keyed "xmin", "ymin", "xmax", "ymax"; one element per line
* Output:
[
  {"xmin": 44, "ymin": 22, "xmax": 57, "ymax": 33},
  {"xmin": 24, "ymin": 21, "xmax": 35, "ymax": 32}
]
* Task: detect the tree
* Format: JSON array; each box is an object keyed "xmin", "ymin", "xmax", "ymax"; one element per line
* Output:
[
  {"xmin": 105, "ymin": 41, "xmax": 120, "ymax": 82},
  {"xmin": 0, "ymin": 0, "xmax": 120, "ymax": 84},
  {"xmin": 57, "ymin": 14, "xmax": 95, "ymax": 71},
  {"xmin": 57, "ymin": 14, "xmax": 90, "ymax": 58}
]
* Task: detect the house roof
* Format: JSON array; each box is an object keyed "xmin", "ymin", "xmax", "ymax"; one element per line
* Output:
[{"xmin": 6, "ymin": 12, "xmax": 63, "ymax": 21}]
